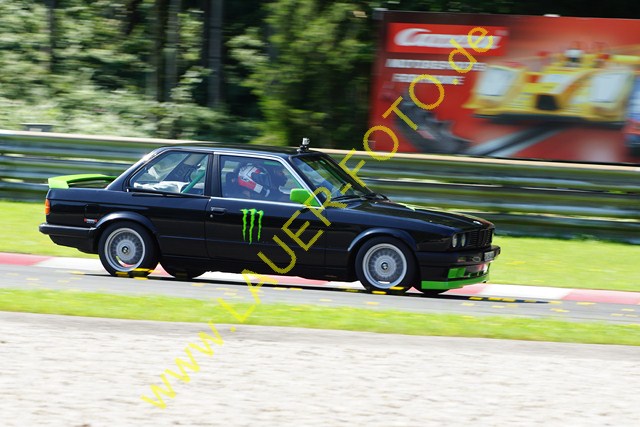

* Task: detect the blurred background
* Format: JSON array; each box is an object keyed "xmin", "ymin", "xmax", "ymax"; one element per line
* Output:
[
  {"xmin": 1, "ymin": 0, "xmax": 640, "ymax": 149},
  {"xmin": 2, "ymin": 0, "xmax": 640, "ymax": 248}
]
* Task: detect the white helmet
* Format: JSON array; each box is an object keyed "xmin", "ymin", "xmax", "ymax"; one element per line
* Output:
[{"xmin": 237, "ymin": 164, "xmax": 272, "ymax": 197}]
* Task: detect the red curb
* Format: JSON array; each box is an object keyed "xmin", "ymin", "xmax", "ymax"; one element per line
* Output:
[
  {"xmin": 265, "ymin": 275, "xmax": 329, "ymax": 286},
  {"xmin": 2, "ymin": 252, "xmax": 640, "ymax": 305},
  {"xmin": 446, "ymin": 283, "xmax": 487, "ymax": 295},
  {"xmin": 563, "ymin": 289, "xmax": 640, "ymax": 305},
  {"xmin": 0, "ymin": 252, "xmax": 52, "ymax": 266}
]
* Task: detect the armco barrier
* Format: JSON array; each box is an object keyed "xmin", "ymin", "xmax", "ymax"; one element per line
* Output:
[{"xmin": 1, "ymin": 130, "xmax": 640, "ymax": 242}]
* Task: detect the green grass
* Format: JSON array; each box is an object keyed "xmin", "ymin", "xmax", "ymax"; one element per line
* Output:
[
  {"xmin": 0, "ymin": 200, "xmax": 95, "ymax": 258},
  {"xmin": 490, "ymin": 236, "xmax": 640, "ymax": 292},
  {"xmin": 2, "ymin": 200, "xmax": 640, "ymax": 291},
  {"xmin": 1, "ymin": 289, "xmax": 639, "ymax": 346}
]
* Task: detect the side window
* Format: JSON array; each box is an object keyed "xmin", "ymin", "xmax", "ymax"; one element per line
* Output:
[
  {"xmin": 129, "ymin": 151, "xmax": 209, "ymax": 195},
  {"xmin": 220, "ymin": 155, "xmax": 303, "ymax": 201}
]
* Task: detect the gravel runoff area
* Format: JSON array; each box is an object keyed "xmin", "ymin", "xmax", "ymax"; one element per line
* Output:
[{"xmin": 1, "ymin": 311, "xmax": 639, "ymax": 427}]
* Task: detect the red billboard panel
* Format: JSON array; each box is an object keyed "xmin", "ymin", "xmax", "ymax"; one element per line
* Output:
[
  {"xmin": 386, "ymin": 23, "xmax": 509, "ymax": 56},
  {"xmin": 370, "ymin": 12, "xmax": 640, "ymax": 164}
]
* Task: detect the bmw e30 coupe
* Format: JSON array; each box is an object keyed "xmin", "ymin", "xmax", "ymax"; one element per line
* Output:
[{"xmin": 39, "ymin": 141, "xmax": 500, "ymax": 295}]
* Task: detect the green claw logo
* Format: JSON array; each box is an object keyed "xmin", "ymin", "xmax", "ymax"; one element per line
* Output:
[{"xmin": 241, "ymin": 208, "xmax": 264, "ymax": 243}]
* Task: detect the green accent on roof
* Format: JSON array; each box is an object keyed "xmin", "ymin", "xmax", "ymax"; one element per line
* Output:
[{"xmin": 47, "ymin": 174, "xmax": 117, "ymax": 189}]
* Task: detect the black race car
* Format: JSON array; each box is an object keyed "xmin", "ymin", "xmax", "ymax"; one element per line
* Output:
[{"xmin": 39, "ymin": 141, "xmax": 500, "ymax": 295}]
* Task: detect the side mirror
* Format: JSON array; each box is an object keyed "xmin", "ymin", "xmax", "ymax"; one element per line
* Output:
[{"xmin": 290, "ymin": 188, "xmax": 320, "ymax": 207}]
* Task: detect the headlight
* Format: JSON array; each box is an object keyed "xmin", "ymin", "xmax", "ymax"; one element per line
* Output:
[{"xmin": 451, "ymin": 233, "xmax": 468, "ymax": 248}]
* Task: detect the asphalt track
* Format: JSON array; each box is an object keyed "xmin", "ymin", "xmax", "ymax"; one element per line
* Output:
[
  {"xmin": 1, "ymin": 254, "xmax": 639, "ymax": 324},
  {"xmin": 2, "ymin": 255, "xmax": 640, "ymax": 426}
]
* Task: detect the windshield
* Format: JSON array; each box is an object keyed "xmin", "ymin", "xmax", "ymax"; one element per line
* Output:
[{"xmin": 292, "ymin": 154, "xmax": 372, "ymax": 198}]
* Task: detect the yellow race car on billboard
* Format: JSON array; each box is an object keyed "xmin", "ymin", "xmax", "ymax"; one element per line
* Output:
[{"xmin": 464, "ymin": 49, "xmax": 640, "ymax": 126}]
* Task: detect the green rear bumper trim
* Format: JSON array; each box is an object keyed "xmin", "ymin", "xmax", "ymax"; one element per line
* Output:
[
  {"xmin": 421, "ymin": 273, "xmax": 489, "ymax": 290},
  {"xmin": 48, "ymin": 174, "xmax": 117, "ymax": 189}
]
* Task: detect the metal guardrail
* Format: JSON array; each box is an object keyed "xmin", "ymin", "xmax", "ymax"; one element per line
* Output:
[{"xmin": 2, "ymin": 130, "xmax": 640, "ymax": 242}]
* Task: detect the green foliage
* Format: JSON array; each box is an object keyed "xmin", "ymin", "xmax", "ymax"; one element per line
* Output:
[
  {"xmin": 230, "ymin": 1, "xmax": 373, "ymax": 148},
  {"xmin": 0, "ymin": 0, "xmax": 253, "ymax": 142},
  {"xmin": 0, "ymin": 72, "xmax": 249, "ymax": 140},
  {"xmin": 1, "ymin": 0, "xmax": 639, "ymax": 147},
  {"xmin": 0, "ymin": 2, "xmax": 50, "ymax": 101}
]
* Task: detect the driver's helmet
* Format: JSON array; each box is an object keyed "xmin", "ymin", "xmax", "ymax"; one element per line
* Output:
[{"xmin": 237, "ymin": 164, "xmax": 273, "ymax": 197}]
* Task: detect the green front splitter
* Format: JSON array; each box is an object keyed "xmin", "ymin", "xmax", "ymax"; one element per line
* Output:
[{"xmin": 420, "ymin": 273, "xmax": 489, "ymax": 290}]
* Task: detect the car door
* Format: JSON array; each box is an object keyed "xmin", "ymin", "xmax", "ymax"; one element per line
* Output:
[
  {"xmin": 126, "ymin": 150, "xmax": 211, "ymax": 258},
  {"xmin": 205, "ymin": 153, "xmax": 326, "ymax": 275}
]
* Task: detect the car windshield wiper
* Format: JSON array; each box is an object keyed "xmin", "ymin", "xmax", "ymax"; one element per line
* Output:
[
  {"xmin": 332, "ymin": 194, "xmax": 366, "ymax": 202},
  {"xmin": 363, "ymin": 192, "xmax": 388, "ymax": 201}
]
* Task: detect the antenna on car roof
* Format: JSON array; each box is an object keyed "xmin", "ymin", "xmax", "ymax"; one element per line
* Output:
[{"xmin": 298, "ymin": 137, "xmax": 310, "ymax": 153}]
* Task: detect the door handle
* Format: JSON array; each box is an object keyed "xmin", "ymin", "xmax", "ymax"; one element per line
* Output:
[{"xmin": 209, "ymin": 207, "xmax": 227, "ymax": 216}]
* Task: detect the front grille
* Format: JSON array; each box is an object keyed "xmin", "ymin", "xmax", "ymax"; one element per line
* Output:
[{"xmin": 468, "ymin": 228, "xmax": 493, "ymax": 248}]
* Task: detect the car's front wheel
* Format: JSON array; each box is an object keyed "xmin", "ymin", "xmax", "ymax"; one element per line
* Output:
[
  {"xmin": 98, "ymin": 221, "xmax": 158, "ymax": 277},
  {"xmin": 355, "ymin": 237, "xmax": 416, "ymax": 294}
]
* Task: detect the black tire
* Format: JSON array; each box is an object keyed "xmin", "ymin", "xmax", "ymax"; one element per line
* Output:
[
  {"xmin": 355, "ymin": 236, "xmax": 416, "ymax": 295},
  {"xmin": 161, "ymin": 262, "xmax": 206, "ymax": 280},
  {"xmin": 414, "ymin": 287, "xmax": 444, "ymax": 297},
  {"xmin": 98, "ymin": 221, "xmax": 158, "ymax": 277}
]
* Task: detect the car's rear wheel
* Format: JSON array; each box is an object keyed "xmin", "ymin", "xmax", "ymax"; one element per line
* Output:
[
  {"xmin": 98, "ymin": 221, "xmax": 158, "ymax": 277},
  {"xmin": 355, "ymin": 237, "xmax": 415, "ymax": 294},
  {"xmin": 161, "ymin": 262, "xmax": 206, "ymax": 280}
]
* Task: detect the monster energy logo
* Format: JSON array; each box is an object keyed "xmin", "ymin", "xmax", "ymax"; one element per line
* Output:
[{"xmin": 241, "ymin": 208, "xmax": 264, "ymax": 243}]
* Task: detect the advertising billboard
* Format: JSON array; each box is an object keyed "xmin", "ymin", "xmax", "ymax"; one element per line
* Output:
[{"xmin": 370, "ymin": 11, "xmax": 640, "ymax": 164}]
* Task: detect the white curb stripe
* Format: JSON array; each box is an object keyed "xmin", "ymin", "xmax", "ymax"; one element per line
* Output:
[
  {"xmin": 37, "ymin": 257, "xmax": 104, "ymax": 271},
  {"xmin": 479, "ymin": 284, "xmax": 570, "ymax": 300}
]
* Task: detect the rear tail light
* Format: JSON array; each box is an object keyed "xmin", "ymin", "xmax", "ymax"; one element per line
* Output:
[{"xmin": 44, "ymin": 199, "xmax": 50, "ymax": 216}]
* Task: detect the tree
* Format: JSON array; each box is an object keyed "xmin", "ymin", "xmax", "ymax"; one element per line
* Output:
[
  {"xmin": 230, "ymin": 0, "xmax": 373, "ymax": 148},
  {"xmin": 0, "ymin": 1, "xmax": 50, "ymax": 101},
  {"xmin": 201, "ymin": 0, "xmax": 223, "ymax": 107}
]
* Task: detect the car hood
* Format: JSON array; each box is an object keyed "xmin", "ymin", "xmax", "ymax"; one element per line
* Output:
[{"xmin": 345, "ymin": 199, "xmax": 493, "ymax": 230}]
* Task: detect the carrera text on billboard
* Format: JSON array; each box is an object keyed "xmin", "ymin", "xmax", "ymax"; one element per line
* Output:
[{"xmin": 387, "ymin": 23, "xmax": 508, "ymax": 56}]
